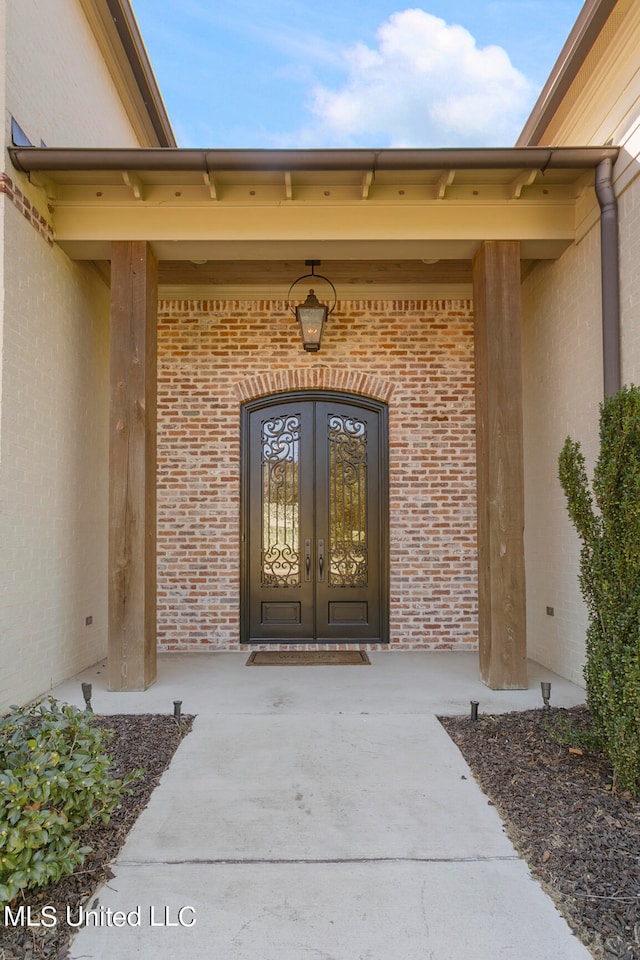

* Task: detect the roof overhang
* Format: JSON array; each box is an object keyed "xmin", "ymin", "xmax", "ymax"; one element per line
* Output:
[{"xmin": 9, "ymin": 146, "xmax": 619, "ymax": 297}]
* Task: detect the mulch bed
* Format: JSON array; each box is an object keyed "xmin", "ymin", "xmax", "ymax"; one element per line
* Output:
[
  {"xmin": 0, "ymin": 713, "xmax": 193, "ymax": 960},
  {"xmin": 440, "ymin": 706, "xmax": 640, "ymax": 960},
  {"xmin": 3, "ymin": 705, "xmax": 639, "ymax": 959}
]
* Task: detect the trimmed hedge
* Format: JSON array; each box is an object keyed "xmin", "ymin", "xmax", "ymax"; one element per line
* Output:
[{"xmin": 558, "ymin": 385, "xmax": 640, "ymax": 795}]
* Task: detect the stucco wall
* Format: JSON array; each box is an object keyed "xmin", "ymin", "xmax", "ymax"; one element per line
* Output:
[
  {"xmin": 521, "ymin": 227, "xmax": 603, "ymax": 686},
  {"xmin": 156, "ymin": 299, "xmax": 478, "ymax": 652}
]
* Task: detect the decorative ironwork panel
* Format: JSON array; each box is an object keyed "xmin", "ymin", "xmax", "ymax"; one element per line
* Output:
[
  {"xmin": 261, "ymin": 414, "xmax": 301, "ymax": 586},
  {"xmin": 328, "ymin": 414, "xmax": 368, "ymax": 586}
]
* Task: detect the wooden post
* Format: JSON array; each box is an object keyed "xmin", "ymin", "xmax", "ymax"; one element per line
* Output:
[
  {"xmin": 472, "ymin": 241, "xmax": 527, "ymax": 689},
  {"xmin": 109, "ymin": 241, "xmax": 158, "ymax": 690}
]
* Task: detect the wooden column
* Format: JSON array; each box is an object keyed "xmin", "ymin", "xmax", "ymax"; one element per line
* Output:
[
  {"xmin": 472, "ymin": 241, "xmax": 527, "ymax": 689},
  {"xmin": 108, "ymin": 241, "xmax": 158, "ymax": 691}
]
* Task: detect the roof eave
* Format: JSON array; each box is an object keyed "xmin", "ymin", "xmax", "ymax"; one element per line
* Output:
[{"xmin": 8, "ymin": 145, "xmax": 620, "ymax": 175}]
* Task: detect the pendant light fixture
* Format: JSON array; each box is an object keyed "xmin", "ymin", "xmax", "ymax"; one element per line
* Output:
[{"xmin": 287, "ymin": 260, "xmax": 337, "ymax": 352}]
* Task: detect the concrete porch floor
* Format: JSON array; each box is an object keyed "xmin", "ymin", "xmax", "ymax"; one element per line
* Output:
[{"xmin": 47, "ymin": 652, "xmax": 592, "ymax": 960}]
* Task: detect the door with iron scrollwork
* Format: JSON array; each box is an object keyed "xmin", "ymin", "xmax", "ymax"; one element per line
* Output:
[{"xmin": 241, "ymin": 392, "xmax": 389, "ymax": 643}]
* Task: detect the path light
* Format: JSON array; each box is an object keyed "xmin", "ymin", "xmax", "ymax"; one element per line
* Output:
[
  {"xmin": 81, "ymin": 682, "xmax": 93, "ymax": 712},
  {"xmin": 541, "ymin": 681, "xmax": 551, "ymax": 708},
  {"xmin": 288, "ymin": 260, "xmax": 337, "ymax": 352},
  {"xmin": 470, "ymin": 700, "xmax": 479, "ymax": 721},
  {"xmin": 173, "ymin": 700, "xmax": 182, "ymax": 725}
]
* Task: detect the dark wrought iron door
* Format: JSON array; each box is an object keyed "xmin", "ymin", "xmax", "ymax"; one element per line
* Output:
[{"xmin": 242, "ymin": 392, "xmax": 388, "ymax": 644}]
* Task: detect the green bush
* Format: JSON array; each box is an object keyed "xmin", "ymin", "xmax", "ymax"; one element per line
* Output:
[
  {"xmin": 558, "ymin": 384, "xmax": 640, "ymax": 795},
  {"xmin": 0, "ymin": 698, "xmax": 136, "ymax": 906}
]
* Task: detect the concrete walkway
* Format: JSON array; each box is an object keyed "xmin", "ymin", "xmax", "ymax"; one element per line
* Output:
[{"xmin": 47, "ymin": 652, "xmax": 593, "ymax": 960}]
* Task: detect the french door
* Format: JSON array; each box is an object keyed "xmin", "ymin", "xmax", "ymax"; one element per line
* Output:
[{"xmin": 241, "ymin": 392, "xmax": 388, "ymax": 643}]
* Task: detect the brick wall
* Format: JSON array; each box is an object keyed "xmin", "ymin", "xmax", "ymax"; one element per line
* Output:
[
  {"xmin": 0, "ymin": 203, "xmax": 110, "ymax": 711},
  {"xmin": 521, "ymin": 225, "xmax": 603, "ymax": 686},
  {"xmin": 0, "ymin": 173, "xmax": 53, "ymax": 245},
  {"xmin": 156, "ymin": 298, "xmax": 478, "ymax": 651},
  {"xmin": 4, "ymin": 0, "xmax": 141, "ymax": 158},
  {"xmin": 619, "ymin": 173, "xmax": 640, "ymax": 384}
]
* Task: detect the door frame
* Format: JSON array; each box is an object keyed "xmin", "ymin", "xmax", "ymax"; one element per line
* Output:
[{"xmin": 240, "ymin": 390, "xmax": 390, "ymax": 645}]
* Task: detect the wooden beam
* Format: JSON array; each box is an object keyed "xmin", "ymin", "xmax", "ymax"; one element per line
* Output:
[
  {"xmin": 109, "ymin": 241, "xmax": 158, "ymax": 691},
  {"xmin": 472, "ymin": 240, "xmax": 527, "ymax": 689},
  {"xmin": 157, "ymin": 258, "xmax": 475, "ymax": 286}
]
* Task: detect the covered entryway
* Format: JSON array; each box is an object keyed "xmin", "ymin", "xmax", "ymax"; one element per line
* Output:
[
  {"xmin": 242, "ymin": 392, "xmax": 389, "ymax": 644},
  {"xmin": 7, "ymin": 143, "xmax": 620, "ymax": 689}
]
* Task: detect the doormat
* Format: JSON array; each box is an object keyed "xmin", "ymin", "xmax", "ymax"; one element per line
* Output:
[{"xmin": 246, "ymin": 650, "xmax": 371, "ymax": 666}]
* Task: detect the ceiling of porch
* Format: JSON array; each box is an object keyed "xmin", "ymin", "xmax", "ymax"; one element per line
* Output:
[{"xmin": 10, "ymin": 145, "xmax": 619, "ymax": 298}]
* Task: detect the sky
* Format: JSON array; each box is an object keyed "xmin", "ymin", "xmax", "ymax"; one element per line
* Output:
[{"xmin": 128, "ymin": 0, "xmax": 586, "ymax": 149}]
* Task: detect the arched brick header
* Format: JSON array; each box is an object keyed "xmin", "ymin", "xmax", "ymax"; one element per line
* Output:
[{"xmin": 234, "ymin": 367, "xmax": 395, "ymax": 404}]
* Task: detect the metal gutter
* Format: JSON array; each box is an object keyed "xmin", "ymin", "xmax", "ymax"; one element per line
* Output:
[
  {"xmin": 595, "ymin": 158, "xmax": 621, "ymax": 396},
  {"xmin": 7, "ymin": 145, "xmax": 620, "ymax": 174},
  {"xmin": 517, "ymin": 0, "xmax": 618, "ymax": 146}
]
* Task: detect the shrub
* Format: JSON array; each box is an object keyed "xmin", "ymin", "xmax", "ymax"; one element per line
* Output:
[
  {"xmin": 0, "ymin": 698, "xmax": 138, "ymax": 906},
  {"xmin": 558, "ymin": 384, "xmax": 640, "ymax": 795}
]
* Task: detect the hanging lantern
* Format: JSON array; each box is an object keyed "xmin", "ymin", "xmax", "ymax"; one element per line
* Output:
[
  {"xmin": 296, "ymin": 289, "xmax": 327, "ymax": 352},
  {"xmin": 288, "ymin": 261, "xmax": 337, "ymax": 352}
]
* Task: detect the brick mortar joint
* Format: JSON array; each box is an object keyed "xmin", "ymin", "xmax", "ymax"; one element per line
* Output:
[{"xmin": 0, "ymin": 172, "xmax": 55, "ymax": 244}]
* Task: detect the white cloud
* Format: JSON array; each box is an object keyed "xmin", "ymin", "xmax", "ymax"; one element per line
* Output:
[{"xmin": 297, "ymin": 8, "xmax": 535, "ymax": 147}]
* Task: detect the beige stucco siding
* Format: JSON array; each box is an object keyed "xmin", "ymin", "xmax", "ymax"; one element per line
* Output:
[
  {"xmin": 521, "ymin": 225, "xmax": 603, "ymax": 686},
  {"xmin": 3, "ymin": 0, "xmax": 140, "ymax": 156}
]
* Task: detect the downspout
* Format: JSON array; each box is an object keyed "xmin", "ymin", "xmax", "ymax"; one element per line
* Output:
[{"xmin": 595, "ymin": 157, "xmax": 621, "ymax": 396}]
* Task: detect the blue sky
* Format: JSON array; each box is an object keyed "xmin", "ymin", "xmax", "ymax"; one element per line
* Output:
[{"xmin": 129, "ymin": 0, "xmax": 585, "ymax": 148}]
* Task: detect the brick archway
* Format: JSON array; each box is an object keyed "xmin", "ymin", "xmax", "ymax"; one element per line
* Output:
[{"xmin": 234, "ymin": 367, "xmax": 395, "ymax": 405}]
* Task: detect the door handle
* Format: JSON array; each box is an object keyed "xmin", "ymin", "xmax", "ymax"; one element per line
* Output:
[
  {"xmin": 305, "ymin": 539, "xmax": 311, "ymax": 581},
  {"xmin": 317, "ymin": 539, "xmax": 325, "ymax": 581}
]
